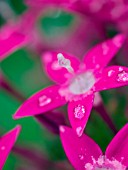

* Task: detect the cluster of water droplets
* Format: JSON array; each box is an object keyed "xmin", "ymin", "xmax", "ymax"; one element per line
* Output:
[
  {"xmin": 117, "ymin": 70, "xmax": 128, "ymax": 82},
  {"xmin": 74, "ymin": 104, "xmax": 85, "ymax": 119},
  {"xmin": 84, "ymin": 156, "xmax": 126, "ymax": 170}
]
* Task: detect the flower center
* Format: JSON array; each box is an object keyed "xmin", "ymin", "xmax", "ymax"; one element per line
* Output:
[
  {"xmin": 69, "ymin": 71, "xmax": 95, "ymax": 95},
  {"xmin": 85, "ymin": 156, "xmax": 126, "ymax": 170}
]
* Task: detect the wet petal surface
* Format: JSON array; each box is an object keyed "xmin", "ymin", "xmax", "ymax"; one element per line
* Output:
[
  {"xmin": 60, "ymin": 126, "xmax": 102, "ymax": 170},
  {"xmin": 13, "ymin": 85, "xmax": 67, "ymax": 119},
  {"xmin": 94, "ymin": 66, "xmax": 128, "ymax": 92},
  {"xmin": 68, "ymin": 93, "xmax": 94, "ymax": 137},
  {"xmin": 83, "ymin": 34, "xmax": 125, "ymax": 72},
  {"xmin": 105, "ymin": 123, "xmax": 128, "ymax": 167}
]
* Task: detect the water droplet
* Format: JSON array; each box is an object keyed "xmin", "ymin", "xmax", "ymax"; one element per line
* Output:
[
  {"xmin": 39, "ymin": 95, "xmax": 51, "ymax": 107},
  {"xmin": 96, "ymin": 64, "xmax": 100, "ymax": 69},
  {"xmin": 102, "ymin": 43, "xmax": 109, "ymax": 55},
  {"xmin": 59, "ymin": 126, "xmax": 65, "ymax": 133},
  {"xmin": 108, "ymin": 70, "xmax": 115, "ymax": 77},
  {"xmin": 117, "ymin": 71, "xmax": 128, "ymax": 82},
  {"xmin": 79, "ymin": 154, "xmax": 84, "ymax": 160},
  {"xmin": 119, "ymin": 67, "xmax": 123, "ymax": 71},
  {"xmin": 76, "ymin": 126, "xmax": 83, "ymax": 137},
  {"xmin": 113, "ymin": 35, "xmax": 122, "ymax": 47},
  {"xmin": 1, "ymin": 146, "xmax": 5, "ymax": 151},
  {"xmin": 51, "ymin": 61, "xmax": 61, "ymax": 70},
  {"xmin": 74, "ymin": 105, "xmax": 85, "ymax": 119}
]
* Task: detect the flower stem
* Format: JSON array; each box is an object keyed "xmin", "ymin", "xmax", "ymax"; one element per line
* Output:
[
  {"xmin": 0, "ymin": 76, "xmax": 25, "ymax": 102},
  {"xmin": 94, "ymin": 102, "xmax": 117, "ymax": 134},
  {"xmin": 0, "ymin": 74, "xmax": 65, "ymax": 135}
]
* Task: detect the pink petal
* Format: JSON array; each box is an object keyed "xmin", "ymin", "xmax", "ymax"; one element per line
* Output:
[
  {"xmin": 68, "ymin": 94, "xmax": 94, "ymax": 137},
  {"xmin": 42, "ymin": 52, "xmax": 80, "ymax": 84},
  {"xmin": 94, "ymin": 66, "xmax": 128, "ymax": 92},
  {"xmin": 0, "ymin": 125, "xmax": 21, "ymax": 169},
  {"xmin": 105, "ymin": 123, "xmax": 128, "ymax": 167},
  {"xmin": 83, "ymin": 34, "xmax": 125, "ymax": 72},
  {"xmin": 0, "ymin": 31, "xmax": 28, "ymax": 61},
  {"xmin": 13, "ymin": 85, "xmax": 67, "ymax": 119},
  {"xmin": 60, "ymin": 126, "xmax": 102, "ymax": 170}
]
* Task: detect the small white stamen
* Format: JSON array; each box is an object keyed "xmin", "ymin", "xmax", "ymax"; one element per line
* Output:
[{"xmin": 57, "ymin": 53, "xmax": 74, "ymax": 73}]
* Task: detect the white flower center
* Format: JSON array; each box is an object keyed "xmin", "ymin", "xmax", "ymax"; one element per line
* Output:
[
  {"xmin": 85, "ymin": 156, "xmax": 126, "ymax": 170},
  {"xmin": 69, "ymin": 71, "xmax": 95, "ymax": 95}
]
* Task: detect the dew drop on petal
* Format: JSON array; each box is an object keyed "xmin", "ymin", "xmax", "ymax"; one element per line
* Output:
[
  {"xmin": 74, "ymin": 105, "xmax": 85, "ymax": 119},
  {"xmin": 59, "ymin": 126, "xmax": 65, "ymax": 133},
  {"xmin": 39, "ymin": 95, "xmax": 51, "ymax": 107},
  {"xmin": 78, "ymin": 154, "xmax": 84, "ymax": 160},
  {"xmin": 76, "ymin": 126, "xmax": 83, "ymax": 137},
  {"xmin": 113, "ymin": 35, "xmax": 122, "ymax": 47},
  {"xmin": 96, "ymin": 64, "xmax": 100, "ymax": 69},
  {"xmin": 102, "ymin": 43, "xmax": 109, "ymax": 55},
  {"xmin": 1, "ymin": 146, "xmax": 5, "ymax": 151},
  {"xmin": 117, "ymin": 71, "xmax": 128, "ymax": 82},
  {"xmin": 108, "ymin": 70, "xmax": 115, "ymax": 77},
  {"xmin": 51, "ymin": 61, "xmax": 61, "ymax": 70},
  {"xmin": 119, "ymin": 67, "xmax": 123, "ymax": 71}
]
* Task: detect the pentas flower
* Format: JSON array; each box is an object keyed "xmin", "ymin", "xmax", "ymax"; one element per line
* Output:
[
  {"xmin": 0, "ymin": 125, "xmax": 21, "ymax": 169},
  {"xmin": 67, "ymin": 0, "xmax": 128, "ymax": 22},
  {"xmin": 0, "ymin": 24, "xmax": 28, "ymax": 61},
  {"xmin": 13, "ymin": 34, "xmax": 128, "ymax": 136},
  {"xmin": 60, "ymin": 124, "xmax": 128, "ymax": 170}
]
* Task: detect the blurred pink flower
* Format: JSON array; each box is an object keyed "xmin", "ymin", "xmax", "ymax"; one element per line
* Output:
[
  {"xmin": 13, "ymin": 34, "xmax": 128, "ymax": 136},
  {"xmin": 68, "ymin": 0, "xmax": 128, "ymax": 22},
  {"xmin": 17, "ymin": 1, "xmax": 103, "ymax": 57},
  {"xmin": 0, "ymin": 125, "xmax": 21, "ymax": 169},
  {"xmin": 0, "ymin": 24, "xmax": 28, "ymax": 61},
  {"xmin": 60, "ymin": 124, "xmax": 128, "ymax": 170}
]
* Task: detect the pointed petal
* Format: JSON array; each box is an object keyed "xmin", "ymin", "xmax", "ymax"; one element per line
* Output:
[
  {"xmin": 0, "ymin": 31, "xmax": 28, "ymax": 61},
  {"xmin": 42, "ymin": 52, "xmax": 80, "ymax": 84},
  {"xmin": 13, "ymin": 85, "xmax": 67, "ymax": 119},
  {"xmin": 105, "ymin": 123, "xmax": 128, "ymax": 166},
  {"xmin": 94, "ymin": 66, "xmax": 128, "ymax": 92},
  {"xmin": 60, "ymin": 126, "xmax": 102, "ymax": 170},
  {"xmin": 0, "ymin": 125, "xmax": 21, "ymax": 169},
  {"xmin": 83, "ymin": 34, "xmax": 125, "ymax": 72},
  {"xmin": 68, "ymin": 94, "xmax": 94, "ymax": 137}
]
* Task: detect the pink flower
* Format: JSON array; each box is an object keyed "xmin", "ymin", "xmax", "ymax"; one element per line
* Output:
[
  {"xmin": 0, "ymin": 125, "xmax": 21, "ymax": 169},
  {"xmin": 0, "ymin": 24, "xmax": 28, "ymax": 61},
  {"xmin": 60, "ymin": 124, "xmax": 128, "ymax": 170},
  {"xmin": 68, "ymin": 0, "xmax": 128, "ymax": 22},
  {"xmin": 13, "ymin": 34, "xmax": 128, "ymax": 136}
]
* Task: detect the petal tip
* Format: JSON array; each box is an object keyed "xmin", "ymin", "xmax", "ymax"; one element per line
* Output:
[
  {"xmin": 59, "ymin": 125, "xmax": 66, "ymax": 133},
  {"xmin": 113, "ymin": 33, "xmax": 126, "ymax": 47}
]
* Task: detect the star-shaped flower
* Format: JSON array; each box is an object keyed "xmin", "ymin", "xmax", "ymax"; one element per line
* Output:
[
  {"xmin": 0, "ymin": 125, "xmax": 21, "ymax": 169},
  {"xmin": 60, "ymin": 124, "xmax": 128, "ymax": 170},
  {"xmin": 13, "ymin": 34, "xmax": 128, "ymax": 136}
]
